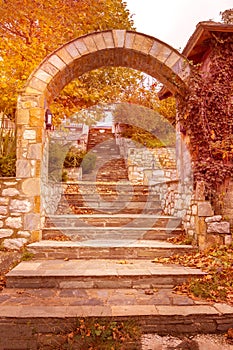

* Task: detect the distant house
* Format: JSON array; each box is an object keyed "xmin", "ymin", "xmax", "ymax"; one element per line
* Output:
[
  {"xmin": 159, "ymin": 11, "xmax": 233, "ymax": 99},
  {"xmin": 52, "ymin": 119, "xmax": 89, "ymax": 151}
]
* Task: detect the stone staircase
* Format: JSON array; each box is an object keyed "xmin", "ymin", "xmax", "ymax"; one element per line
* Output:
[
  {"xmin": 1, "ymin": 128, "xmax": 233, "ymax": 349},
  {"xmin": 83, "ymin": 127, "xmax": 129, "ymax": 182}
]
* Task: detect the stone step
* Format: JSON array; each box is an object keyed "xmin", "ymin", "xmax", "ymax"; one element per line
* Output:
[
  {"xmin": 57, "ymin": 195, "xmax": 162, "ymax": 214},
  {"xmin": 60, "ymin": 193, "xmax": 160, "ymax": 201},
  {"xmin": 42, "ymin": 227, "xmax": 182, "ymax": 241},
  {"xmin": 57, "ymin": 206, "xmax": 161, "ymax": 215},
  {"xmin": 0, "ymin": 292, "xmax": 232, "ymax": 349},
  {"xmin": 27, "ymin": 240, "xmax": 196, "ymax": 260},
  {"xmin": 65, "ymin": 182, "xmax": 151, "ymax": 194},
  {"xmin": 6, "ymin": 259, "xmax": 205, "ymax": 289},
  {"xmin": 45, "ymin": 214, "xmax": 180, "ymax": 228}
]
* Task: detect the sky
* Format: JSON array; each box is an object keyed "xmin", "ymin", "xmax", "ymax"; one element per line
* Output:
[{"xmin": 125, "ymin": 0, "xmax": 233, "ymax": 50}]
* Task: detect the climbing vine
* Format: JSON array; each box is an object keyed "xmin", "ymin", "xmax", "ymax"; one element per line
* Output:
[{"xmin": 177, "ymin": 32, "xmax": 233, "ymax": 207}]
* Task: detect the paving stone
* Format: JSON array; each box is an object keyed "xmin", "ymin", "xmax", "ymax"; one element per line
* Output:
[
  {"xmin": 112, "ymin": 304, "xmax": 157, "ymax": 316},
  {"xmin": 156, "ymin": 305, "xmax": 220, "ymax": 316}
]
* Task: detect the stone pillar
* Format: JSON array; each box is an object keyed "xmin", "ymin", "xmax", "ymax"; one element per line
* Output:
[
  {"xmin": 194, "ymin": 182, "xmax": 214, "ymax": 250},
  {"xmin": 16, "ymin": 93, "xmax": 46, "ymax": 241}
]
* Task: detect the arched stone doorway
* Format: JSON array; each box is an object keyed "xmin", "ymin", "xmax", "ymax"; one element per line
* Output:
[{"xmin": 16, "ymin": 29, "xmax": 191, "ymax": 240}]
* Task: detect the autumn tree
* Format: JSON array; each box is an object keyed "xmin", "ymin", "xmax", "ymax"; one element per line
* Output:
[
  {"xmin": 119, "ymin": 81, "xmax": 176, "ymax": 124},
  {"xmin": 0, "ymin": 0, "xmax": 140, "ymax": 121},
  {"xmin": 113, "ymin": 101, "xmax": 176, "ymax": 148}
]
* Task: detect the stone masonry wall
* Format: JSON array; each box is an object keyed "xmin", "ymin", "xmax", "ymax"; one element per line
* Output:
[
  {"xmin": 0, "ymin": 178, "xmax": 40, "ymax": 250},
  {"xmin": 117, "ymin": 135, "xmax": 232, "ymax": 248},
  {"xmin": 117, "ymin": 137, "xmax": 177, "ymax": 185}
]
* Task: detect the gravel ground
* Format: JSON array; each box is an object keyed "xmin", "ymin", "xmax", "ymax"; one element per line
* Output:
[{"xmin": 141, "ymin": 333, "xmax": 233, "ymax": 350}]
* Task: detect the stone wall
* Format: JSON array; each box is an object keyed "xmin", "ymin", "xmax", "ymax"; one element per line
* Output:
[
  {"xmin": 151, "ymin": 180, "xmax": 232, "ymax": 248},
  {"xmin": 0, "ymin": 178, "xmax": 40, "ymax": 250},
  {"xmin": 116, "ymin": 134, "xmax": 232, "ymax": 248},
  {"xmin": 117, "ymin": 137, "xmax": 177, "ymax": 185}
]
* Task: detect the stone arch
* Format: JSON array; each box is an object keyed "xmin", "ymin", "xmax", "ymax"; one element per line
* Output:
[
  {"xmin": 17, "ymin": 29, "xmax": 191, "ymax": 173},
  {"xmin": 22, "ymin": 30, "xmax": 190, "ymax": 102},
  {"xmin": 16, "ymin": 30, "xmax": 191, "ymax": 239}
]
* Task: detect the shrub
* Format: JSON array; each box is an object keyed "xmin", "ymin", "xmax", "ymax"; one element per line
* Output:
[
  {"xmin": 64, "ymin": 318, "xmax": 141, "ymax": 350},
  {"xmin": 0, "ymin": 154, "xmax": 16, "ymax": 177},
  {"xmin": 0, "ymin": 124, "xmax": 16, "ymax": 177},
  {"xmin": 63, "ymin": 148, "xmax": 86, "ymax": 168},
  {"xmin": 48, "ymin": 142, "xmax": 96, "ymax": 181},
  {"xmin": 81, "ymin": 152, "xmax": 96, "ymax": 174},
  {"xmin": 120, "ymin": 124, "xmax": 175, "ymax": 148}
]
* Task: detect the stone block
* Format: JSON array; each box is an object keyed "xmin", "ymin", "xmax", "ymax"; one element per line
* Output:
[
  {"xmin": 3, "ymin": 181, "xmax": 17, "ymax": 186},
  {"xmin": 2, "ymin": 188, "xmax": 20, "ymax": 197},
  {"xmin": 197, "ymin": 202, "xmax": 214, "ymax": 217},
  {"xmin": 74, "ymin": 39, "xmax": 88, "ymax": 55},
  {"xmin": 103, "ymin": 32, "xmax": 114, "ymax": 48},
  {"xmin": 16, "ymin": 160, "xmax": 31, "ymax": 178},
  {"xmin": 40, "ymin": 61, "xmax": 59, "ymax": 76},
  {"xmin": 56, "ymin": 47, "xmax": 73, "ymax": 64},
  {"xmin": 0, "ymin": 206, "xmax": 7, "ymax": 215},
  {"xmin": 10, "ymin": 199, "xmax": 32, "ymax": 213},
  {"xmin": 125, "ymin": 32, "xmax": 135, "ymax": 49},
  {"xmin": 34, "ymin": 195, "xmax": 41, "ymax": 213},
  {"xmin": 17, "ymin": 109, "xmax": 30, "ymax": 124},
  {"xmin": 0, "ymin": 229, "xmax": 13, "ymax": 238},
  {"xmin": 30, "ymin": 115, "xmax": 44, "ymax": 127},
  {"xmin": 165, "ymin": 51, "xmax": 181, "ymax": 67},
  {"xmin": 207, "ymin": 222, "xmax": 230, "ymax": 234},
  {"xmin": 5, "ymin": 217, "xmax": 22, "ymax": 229},
  {"xmin": 66, "ymin": 42, "xmax": 81, "ymax": 59},
  {"xmin": 198, "ymin": 234, "xmax": 206, "ymax": 250},
  {"xmin": 30, "ymin": 230, "xmax": 42, "ymax": 241},
  {"xmin": 3, "ymin": 238, "xmax": 27, "ymax": 250},
  {"xmin": 112, "ymin": 29, "xmax": 125, "ymax": 47},
  {"xmin": 17, "ymin": 231, "xmax": 31, "ymax": 238},
  {"xmin": 27, "ymin": 143, "xmax": 42, "ymax": 160},
  {"xmin": 141, "ymin": 37, "xmax": 154, "ymax": 54},
  {"xmin": 191, "ymin": 205, "xmax": 197, "ymax": 215},
  {"xmin": 132, "ymin": 33, "xmax": 145, "ymax": 51},
  {"xmin": 20, "ymin": 100, "xmax": 37, "ymax": 109},
  {"xmin": 195, "ymin": 181, "xmax": 205, "ymax": 200},
  {"xmin": 205, "ymin": 215, "xmax": 222, "ymax": 223},
  {"xmin": 179, "ymin": 63, "xmax": 191, "ymax": 80},
  {"xmin": 149, "ymin": 41, "xmax": 171, "ymax": 62},
  {"xmin": 24, "ymin": 213, "xmax": 41, "ymax": 230},
  {"xmin": 28, "ymin": 76, "xmax": 47, "ymax": 92},
  {"xmin": 93, "ymin": 33, "xmax": 106, "ymax": 50},
  {"xmin": 48, "ymin": 54, "xmax": 66, "ymax": 70},
  {"xmin": 22, "ymin": 178, "xmax": 40, "ymax": 196},
  {"xmin": 24, "ymin": 86, "xmax": 42, "ymax": 94},
  {"xmin": 83, "ymin": 36, "xmax": 98, "ymax": 53},
  {"xmin": 196, "ymin": 217, "xmax": 206, "ymax": 235},
  {"xmin": 34, "ymin": 69, "xmax": 53, "ymax": 84},
  {"xmin": 23, "ymin": 129, "xmax": 36, "ymax": 140}
]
